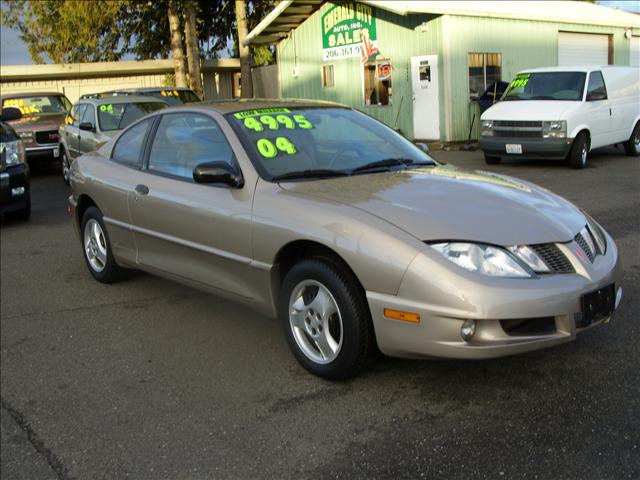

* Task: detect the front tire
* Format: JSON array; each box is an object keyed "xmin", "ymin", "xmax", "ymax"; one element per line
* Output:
[
  {"xmin": 484, "ymin": 153, "xmax": 501, "ymax": 164},
  {"xmin": 623, "ymin": 122, "xmax": 640, "ymax": 157},
  {"xmin": 81, "ymin": 206, "xmax": 126, "ymax": 283},
  {"xmin": 569, "ymin": 132, "xmax": 589, "ymax": 169},
  {"xmin": 280, "ymin": 258, "xmax": 375, "ymax": 380}
]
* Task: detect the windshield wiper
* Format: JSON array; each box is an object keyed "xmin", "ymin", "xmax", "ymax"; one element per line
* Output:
[
  {"xmin": 351, "ymin": 158, "xmax": 433, "ymax": 174},
  {"xmin": 530, "ymin": 95, "xmax": 557, "ymax": 100},
  {"xmin": 272, "ymin": 169, "xmax": 349, "ymax": 181}
]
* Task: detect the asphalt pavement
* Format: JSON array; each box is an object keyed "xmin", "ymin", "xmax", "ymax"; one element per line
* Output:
[{"xmin": 1, "ymin": 148, "xmax": 639, "ymax": 480}]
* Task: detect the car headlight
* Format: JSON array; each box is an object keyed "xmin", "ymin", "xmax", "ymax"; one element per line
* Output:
[
  {"xmin": 0, "ymin": 139, "xmax": 26, "ymax": 166},
  {"xmin": 507, "ymin": 245, "xmax": 550, "ymax": 273},
  {"xmin": 480, "ymin": 119, "xmax": 494, "ymax": 137},
  {"xmin": 430, "ymin": 242, "xmax": 532, "ymax": 278},
  {"xmin": 542, "ymin": 120, "xmax": 566, "ymax": 139}
]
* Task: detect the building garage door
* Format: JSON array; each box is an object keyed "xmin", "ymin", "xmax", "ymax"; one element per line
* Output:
[
  {"xmin": 558, "ymin": 32, "xmax": 609, "ymax": 66},
  {"xmin": 631, "ymin": 36, "xmax": 640, "ymax": 67}
]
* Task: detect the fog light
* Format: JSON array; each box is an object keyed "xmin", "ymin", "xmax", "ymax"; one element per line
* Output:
[
  {"xmin": 11, "ymin": 187, "xmax": 25, "ymax": 197},
  {"xmin": 460, "ymin": 319, "xmax": 476, "ymax": 342},
  {"xmin": 615, "ymin": 287, "xmax": 623, "ymax": 310}
]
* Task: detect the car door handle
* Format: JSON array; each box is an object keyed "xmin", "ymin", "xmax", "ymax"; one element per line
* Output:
[{"xmin": 134, "ymin": 184, "xmax": 149, "ymax": 195}]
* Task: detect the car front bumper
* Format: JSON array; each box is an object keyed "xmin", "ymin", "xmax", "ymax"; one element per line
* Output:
[
  {"xmin": 367, "ymin": 231, "xmax": 622, "ymax": 360},
  {"xmin": 0, "ymin": 163, "xmax": 30, "ymax": 214},
  {"xmin": 479, "ymin": 137, "xmax": 574, "ymax": 160}
]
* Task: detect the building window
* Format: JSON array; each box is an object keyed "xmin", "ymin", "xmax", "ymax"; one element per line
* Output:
[
  {"xmin": 468, "ymin": 53, "xmax": 502, "ymax": 100},
  {"xmin": 364, "ymin": 59, "xmax": 392, "ymax": 106},
  {"xmin": 322, "ymin": 65, "xmax": 335, "ymax": 88}
]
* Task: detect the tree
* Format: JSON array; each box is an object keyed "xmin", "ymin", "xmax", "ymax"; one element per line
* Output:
[
  {"xmin": 184, "ymin": 0, "xmax": 203, "ymax": 97},
  {"xmin": 235, "ymin": 0, "xmax": 253, "ymax": 98},
  {"xmin": 167, "ymin": 0, "xmax": 187, "ymax": 87},
  {"xmin": 1, "ymin": 0, "xmax": 130, "ymax": 63}
]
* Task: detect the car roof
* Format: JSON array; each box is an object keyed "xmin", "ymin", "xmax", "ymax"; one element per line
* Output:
[
  {"xmin": 1, "ymin": 92, "xmax": 67, "ymax": 100},
  {"xmin": 76, "ymin": 95, "xmax": 168, "ymax": 105},
  {"xmin": 199, "ymin": 98, "xmax": 348, "ymax": 115}
]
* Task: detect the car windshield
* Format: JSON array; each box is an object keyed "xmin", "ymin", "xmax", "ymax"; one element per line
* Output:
[
  {"xmin": 98, "ymin": 101, "xmax": 167, "ymax": 131},
  {"xmin": 227, "ymin": 107, "xmax": 436, "ymax": 181},
  {"xmin": 147, "ymin": 89, "xmax": 200, "ymax": 105},
  {"xmin": 2, "ymin": 95, "xmax": 71, "ymax": 116},
  {"xmin": 502, "ymin": 72, "xmax": 587, "ymax": 101}
]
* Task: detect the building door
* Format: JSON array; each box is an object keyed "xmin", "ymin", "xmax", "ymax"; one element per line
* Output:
[
  {"xmin": 558, "ymin": 32, "xmax": 609, "ymax": 66},
  {"xmin": 411, "ymin": 55, "xmax": 440, "ymax": 140}
]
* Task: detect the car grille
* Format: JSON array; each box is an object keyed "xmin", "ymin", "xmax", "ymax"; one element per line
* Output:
[
  {"xmin": 575, "ymin": 231, "xmax": 596, "ymax": 263},
  {"xmin": 35, "ymin": 130, "xmax": 60, "ymax": 145},
  {"xmin": 492, "ymin": 120, "xmax": 543, "ymax": 139},
  {"xmin": 530, "ymin": 243, "xmax": 575, "ymax": 273}
]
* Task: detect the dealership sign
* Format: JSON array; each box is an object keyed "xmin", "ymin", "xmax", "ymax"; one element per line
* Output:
[{"xmin": 322, "ymin": 3, "xmax": 377, "ymax": 61}]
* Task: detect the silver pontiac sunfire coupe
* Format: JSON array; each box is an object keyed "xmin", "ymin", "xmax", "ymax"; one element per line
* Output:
[{"xmin": 68, "ymin": 100, "xmax": 622, "ymax": 379}]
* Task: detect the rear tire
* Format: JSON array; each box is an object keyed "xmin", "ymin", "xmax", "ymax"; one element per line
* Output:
[
  {"xmin": 81, "ymin": 206, "xmax": 126, "ymax": 283},
  {"xmin": 569, "ymin": 132, "xmax": 589, "ymax": 169},
  {"xmin": 279, "ymin": 258, "xmax": 375, "ymax": 380},
  {"xmin": 623, "ymin": 122, "xmax": 640, "ymax": 157},
  {"xmin": 484, "ymin": 153, "xmax": 501, "ymax": 165}
]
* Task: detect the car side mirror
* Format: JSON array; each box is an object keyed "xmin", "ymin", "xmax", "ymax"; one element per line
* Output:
[
  {"xmin": 586, "ymin": 91, "xmax": 606, "ymax": 101},
  {"xmin": 79, "ymin": 122, "xmax": 95, "ymax": 132},
  {"xmin": 193, "ymin": 161, "xmax": 243, "ymax": 188},
  {"xmin": 416, "ymin": 142, "xmax": 430, "ymax": 153},
  {"xmin": 1, "ymin": 107, "xmax": 23, "ymax": 122}
]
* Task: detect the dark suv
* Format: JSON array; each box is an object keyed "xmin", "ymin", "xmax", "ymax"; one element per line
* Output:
[{"xmin": 1, "ymin": 108, "xmax": 30, "ymax": 220}]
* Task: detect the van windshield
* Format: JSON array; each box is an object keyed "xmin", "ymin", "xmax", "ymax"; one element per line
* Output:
[{"xmin": 502, "ymin": 72, "xmax": 586, "ymax": 101}]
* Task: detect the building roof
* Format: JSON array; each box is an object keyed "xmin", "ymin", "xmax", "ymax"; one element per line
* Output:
[
  {"xmin": 0, "ymin": 58, "xmax": 240, "ymax": 82},
  {"xmin": 245, "ymin": 0, "xmax": 640, "ymax": 45}
]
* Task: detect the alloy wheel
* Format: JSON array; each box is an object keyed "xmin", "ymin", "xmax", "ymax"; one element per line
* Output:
[
  {"xmin": 288, "ymin": 280, "xmax": 343, "ymax": 364},
  {"xmin": 83, "ymin": 219, "xmax": 107, "ymax": 273}
]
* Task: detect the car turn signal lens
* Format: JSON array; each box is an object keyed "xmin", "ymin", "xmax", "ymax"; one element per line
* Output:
[{"xmin": 384, "ymin": 308, "xmax": 420, "ymax": 323}]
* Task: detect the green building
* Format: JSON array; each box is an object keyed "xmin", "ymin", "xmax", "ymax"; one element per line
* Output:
[{"xmin": 245, "ymin": 1, "xmax": 640, "ymax": 142}]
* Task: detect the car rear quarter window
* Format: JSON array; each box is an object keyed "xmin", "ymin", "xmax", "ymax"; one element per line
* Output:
[
  {"xmin": 148, "ymin": 113, "xmax": 234, "ymax": 180},
  {"xmin": 111, "ymin": 119, "xmax": 152, "ymax": 169}
]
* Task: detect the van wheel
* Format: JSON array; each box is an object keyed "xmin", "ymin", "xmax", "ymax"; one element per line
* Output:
[
  {"xmin": 280, "ymin": 258, "xmax": 375, "ymax": 380},
  {"xmin": 623, "ymin": 122, "xmax": 640, "ymax": 157},
  {"xmin": 484, "ymin": 154, "xmax": 501, "ymax": 165},
  {"xmin": 569, "ymin": 132, "xmax": 589, "ymax": 169}
]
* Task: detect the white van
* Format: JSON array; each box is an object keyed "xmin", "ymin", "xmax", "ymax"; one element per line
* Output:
[{"xmin": 479, "ymin": 66, "xmax": 640, "ymax": 168}]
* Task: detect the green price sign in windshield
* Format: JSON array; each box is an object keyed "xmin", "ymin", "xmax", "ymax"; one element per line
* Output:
[{"xmin": 510, "ymin": 73, "xmax": 531, "ymax": 89}]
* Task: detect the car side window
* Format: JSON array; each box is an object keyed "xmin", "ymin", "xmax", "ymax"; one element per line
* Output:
[
  {"xmin": 81, "ymin": 105, "xmax": 95, "ymax": 127},
  {"xmin": 586, "ymin": 71, "xmax": 607, "ymax": 100},
  {"xmin": 111, "ymin": 119, "xmax": 152, "ymax": 169},
  {"xmin": 148, "ymin": 113, "xmax": 234, "ymax": 180},
  {"xmin": 71, "ymin": 104, "xmax": 87, "ymax": 127}
]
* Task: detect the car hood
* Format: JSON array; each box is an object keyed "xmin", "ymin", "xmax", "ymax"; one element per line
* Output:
[
  {"xmin": 7, "ymin": 112, "xmax": 67, "ymax": 132},
  {"xmin": 481, "ymin": 100, "xmax": 579, "ymax": 121},
  {"xmin": 278, "ymin": 165, "xmax": 586, "ymax": 246}
]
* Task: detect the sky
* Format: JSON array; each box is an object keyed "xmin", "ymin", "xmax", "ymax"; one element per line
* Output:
[{"xmin": 1, "ymin": 0, "xmax": 639, "ymax": 65}]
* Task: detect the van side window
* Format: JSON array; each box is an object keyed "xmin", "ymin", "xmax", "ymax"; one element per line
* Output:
[
  {"xmin": 586, "ymin": 71, "xmax": 607, "ymax": 101},
  {"xmin": 111, "ymin": 119, "xmax": 152, "ymax": 169}
]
